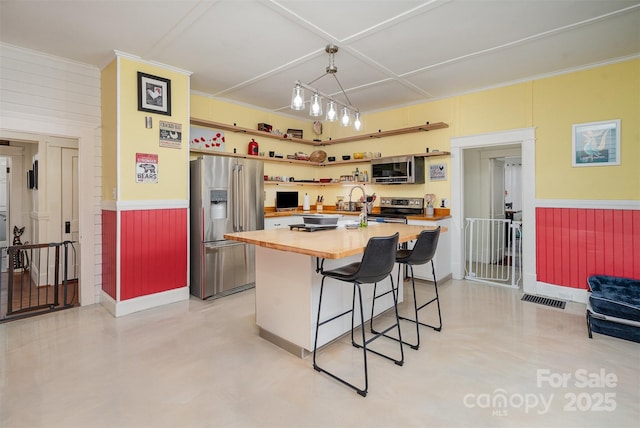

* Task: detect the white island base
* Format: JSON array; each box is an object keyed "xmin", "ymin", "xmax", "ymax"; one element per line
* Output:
[{"xmin": 255, "ymin": 246, "xmax": 402, "ymax": 358}]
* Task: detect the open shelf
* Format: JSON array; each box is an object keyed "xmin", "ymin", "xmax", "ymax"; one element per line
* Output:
[
  {"xmin": 265, "ymin": 180, "xmax": 370, "ymax": 187},
  {"xmin": 190, "ymin": 118, "xmax": 313, "ymax": 145},
  {"xmin": 190, "ymin": 118, "xmax": 448, "ymax": 146},
  {"xmin": 320, "ymin": 122, "xmax": 449, "ymax": 145},
  {"xmin": 190, "ymin": 149, "xmax": 450, "ymax": 165},
  {"xmin": 189, "ymin": 149, "xmax": 324, "ymax": 165}
]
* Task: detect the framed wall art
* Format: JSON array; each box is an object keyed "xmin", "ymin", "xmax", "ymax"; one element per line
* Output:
[
  {"xmin": 572, "ymin": 119, "xmax": 620, "ymax": 167},
  {"xmin": 429, "ymin": 162, "xmax": 447, "ymax": 181},
  {"xmin": 137, "ymin": 72, "xmax": 171, "ymax": 116}
]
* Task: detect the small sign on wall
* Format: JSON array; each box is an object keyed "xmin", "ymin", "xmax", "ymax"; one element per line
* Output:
[
  {"xmin": 159, "ymin": 121, "xmax": 182, "ymax": 149},
  {"xmin": 429, "ymin": 163, "xmax": 447, "ymax": 181},
  {"xmin": 136, "ymin": 153, "xmax": 158, "ymax": 183}
]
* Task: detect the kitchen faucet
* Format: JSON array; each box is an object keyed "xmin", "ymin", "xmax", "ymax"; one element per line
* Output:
[{"xmin": 348, "ymin": 185, "xmax": 367, "ymax": 226}]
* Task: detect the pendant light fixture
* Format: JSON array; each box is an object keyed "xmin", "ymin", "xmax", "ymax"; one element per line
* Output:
[
  {"xmin": 326, "ymin": 100, "xmax": 337, "ymax": 122},
  {"xmin": 309, "ymin": 92, "xmax": 323, "ymax": 117},
  {"xmin": 340, "ymin": 107, "xmax": 350, "ymax": 126},
  {"xmin": 290, "ymin": 44, "xmax": 362, "ymax": 131},
  {"xmin": 290, "ymin": 83, "xmax": 304, "ymax": 111}
]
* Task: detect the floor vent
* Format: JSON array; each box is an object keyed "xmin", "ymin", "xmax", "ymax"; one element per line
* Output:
[{"xmin": 521, "ymin": 294, "xmax": 566, "ymax": 309}]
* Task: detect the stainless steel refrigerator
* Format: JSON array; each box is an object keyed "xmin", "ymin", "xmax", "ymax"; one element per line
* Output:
[{"xmin": 190, "ymin": 155, "xmax": 264, "ymax": 299}]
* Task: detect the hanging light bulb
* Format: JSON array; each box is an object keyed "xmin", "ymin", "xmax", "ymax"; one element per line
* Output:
[
  {"xmin": 353, "ymin": 111, "xmax": 362, "ymax": 131},
  {"xmin": 290, "ymin": 84, "xmax": 304, "ymax": 110},
  {"xmin": 340, "ymin": 107, "xmax": 350, "ymax": 126},
  {"xmin": 326, "ymin": 100, "xmax": 337, "ymax": 122},
  {"xmin": 309, "ymin": 93, "xmax": 322, "ymax": 117}
]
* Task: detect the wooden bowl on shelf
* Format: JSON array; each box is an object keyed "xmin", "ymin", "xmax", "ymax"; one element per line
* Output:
[{"xmin": 309, "ymin": 150, "xmax": 327, "ymax": 163}]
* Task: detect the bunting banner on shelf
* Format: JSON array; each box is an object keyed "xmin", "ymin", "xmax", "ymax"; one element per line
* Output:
[{"xmin": 190, "ymin": 125, "xmax": 226, "ymax": 152}]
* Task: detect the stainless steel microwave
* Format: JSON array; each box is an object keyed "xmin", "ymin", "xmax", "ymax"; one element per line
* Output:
[{"xmin": 371, "ymin": 155, "xmax": 425, "ymax": 184}]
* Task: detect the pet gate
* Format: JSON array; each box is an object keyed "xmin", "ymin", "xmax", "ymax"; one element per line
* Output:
[{"xmin": 464, "ymin": 218, "xmax": 522, "ymax": 288}]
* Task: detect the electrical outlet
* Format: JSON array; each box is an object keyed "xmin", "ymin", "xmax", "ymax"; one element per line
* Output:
[{"xmin": 441, "ymin": 198, "xmax": 449, "ymax": 208}]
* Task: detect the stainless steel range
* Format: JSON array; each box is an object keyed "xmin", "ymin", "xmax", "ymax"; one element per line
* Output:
[{"xmin": 369, "ymin": 196, "xmax": 424, "ymax": 223}]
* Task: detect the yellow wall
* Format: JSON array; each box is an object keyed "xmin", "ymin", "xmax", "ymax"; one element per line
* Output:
[
  {"xmin": 453, "ymin": 82, "xmax": 533, "ymax": 136},
  {"xmin": 533, "ymin": 60, "xmax": 639, "ymax": 200},
  {"xmin": 191, "ymin": 58, "xmax": 639, "ymax": 206},
  {"xmin": 101, "ymin": 59, "xmax": 117, "ymax": 201},
  {"xmin": 118, "ymin": 57, "xmax": 190, "ymax": 201}
]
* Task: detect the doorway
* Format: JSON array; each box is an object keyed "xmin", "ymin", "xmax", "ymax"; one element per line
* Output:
[
  {"xmin": 1, "ymin": 118, "xmax": 95, "ymax": 309},
  {"xmin": 461, "ymin": 148, "xmax": 522, "ymax": 287},
  {"xmin": 450, "ymin": 128, "xmax": 536, "ymax": 295},
  {"xmin": 0, "ymin": 135, "xmax": 80, "ymax": 321}
]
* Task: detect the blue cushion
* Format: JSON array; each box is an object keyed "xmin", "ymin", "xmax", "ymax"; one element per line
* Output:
[
  {"xmin": 589, "ymin": 317, "xmax": 640, "ymax": 343},
  {"xmin": 587, "ymin": 275, "xmax": 640, "ymax": 322}
]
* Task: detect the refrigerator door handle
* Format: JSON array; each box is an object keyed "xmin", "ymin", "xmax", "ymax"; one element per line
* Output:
[
  {"xmin": 232, "ymin": 163, "xmax": 239, "ymax": 231},
  {"xmin": 238, "ymin": 163, "xmax": 245, "ymax": 231}
]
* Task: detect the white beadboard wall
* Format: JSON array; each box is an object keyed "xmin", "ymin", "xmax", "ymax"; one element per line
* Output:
[
  {"xmin": 0, "ymin": 44, "xmax": 101, "ymax": 123},
  {"xmin": 0, "ymin": 43, "xmax": 103, "ymax": 305}
]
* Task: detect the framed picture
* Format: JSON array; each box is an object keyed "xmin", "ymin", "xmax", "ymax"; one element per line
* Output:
[
  {"xmin": 572, "ymin": 119, "xmax": 620, "ymax": 167},
  {"xmin": 137, "ymin": 72, "xmax": 171, "ymax": 116},
  {"xmin": 429, "ymin": 163, "xmax": 447, "ymax": 181}
]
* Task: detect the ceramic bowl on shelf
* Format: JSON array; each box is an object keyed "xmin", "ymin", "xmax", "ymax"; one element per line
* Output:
[
  {"xmin": 342, "ymin": 155, "xmax": 351, "ymax": 161},
  {"xmin": 327, "ymin": 156, "xmax": 336, "ymax": 162},
  {"xmin": 353, "ymin": 152, "xmax": 365, "ymax": 159},
  {"xmin": 319, "ymin": 178, "xmax": 332, "ymax": 183}
]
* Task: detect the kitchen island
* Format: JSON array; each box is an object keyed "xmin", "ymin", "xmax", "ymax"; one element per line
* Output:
[{"xmin": 225, "ymin": 223, "xmax": 439, "ymax": 357}]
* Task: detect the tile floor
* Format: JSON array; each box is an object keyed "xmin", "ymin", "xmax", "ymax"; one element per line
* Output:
[{"xmin": 1, "ymin": 279, "xmax": 638, "ymax": 428}]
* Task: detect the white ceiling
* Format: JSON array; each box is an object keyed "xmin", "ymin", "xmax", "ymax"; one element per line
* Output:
[{"xmin": 1, "ymin": 0, "xmax": 639, "ymax": 121}]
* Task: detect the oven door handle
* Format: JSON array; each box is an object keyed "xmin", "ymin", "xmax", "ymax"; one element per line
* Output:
[{"xmin": 372, "ymin": 217, "xmax": 407, "ymax": 224}]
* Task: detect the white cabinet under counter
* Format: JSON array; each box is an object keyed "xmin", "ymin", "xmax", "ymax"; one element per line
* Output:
[
  {"xmin": 264, "ymin": 213, "xmax": 360, "ymax": 230},
  {"xmin": 406, "ymin": 218, "xmax": 452, "ymax": 283},
  {"xmin": 264, "ymin": 216, "xmax": 303, "ymax": 230}
]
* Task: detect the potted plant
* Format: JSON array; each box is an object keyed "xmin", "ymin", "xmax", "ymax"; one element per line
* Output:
[{"xmin": 425, "ymin": 193, "xmax": 436, "ymax": 217}]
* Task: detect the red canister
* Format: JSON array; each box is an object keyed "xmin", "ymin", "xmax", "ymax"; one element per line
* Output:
[{"xmin": 248, "ymin": 138, "xmax": 259, "ymax": 156}]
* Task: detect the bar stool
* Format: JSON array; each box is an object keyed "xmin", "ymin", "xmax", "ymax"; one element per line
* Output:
[
  {"xmin": 371, "ymin": 227, "xmax": 441, "ymax": 350},
  {"xmin": 312, "ymin": 232, "xmax": 403, "ymax": 397}
]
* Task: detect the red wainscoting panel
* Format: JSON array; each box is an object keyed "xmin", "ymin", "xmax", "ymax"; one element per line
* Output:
[
  {"xmin": 101, "ymin": 210, "xmax": 117, "ymax": 299},
  {"xmin": 536, "ymin": 208, "xmax": 640, "ymax": 289},
  {"xmin": 120, "ymin": 208, "xmax": 188, "ymax": 300}
]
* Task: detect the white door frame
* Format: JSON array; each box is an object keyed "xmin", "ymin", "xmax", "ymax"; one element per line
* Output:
[
  {"xmin": 0, "ymin": 116, "xmax": 97, "ymax": 306},
  {"xmin": 450, "ymin": 128, "xmax": 536, "ymax": 294}
]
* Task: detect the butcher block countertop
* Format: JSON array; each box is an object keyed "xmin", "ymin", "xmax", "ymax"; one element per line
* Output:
[
  {"xmin": 224, "ymin": 223, "xmax": 440, "ymax": 260},
  {"xmin": 264, "ymin": 207, "xmax": 451, "ymax": 221}
]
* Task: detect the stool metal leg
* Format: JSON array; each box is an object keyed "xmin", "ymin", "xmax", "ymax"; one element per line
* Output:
[
  {"xmin": 359, "ymin": 276, "xmax": 405, "ymax": 365},
  {"xmin": 410, "ymin": 260, "xmax": 442, "ymax": 332},
  {"xmin": 397, "ymin": 263, "xmax": 423, "ymax": 350},
  {"xmin": 313, "ymin": 278, "xmax": 369, "ymax": 397},
  {"xmin": 314, "ymin": 275, "xmax": 404, "ymax": 397},
  {"xmin": 372, "ymin": 260, "xmax": 442, "ymax": 350},
  {"xmin": 312, "ymin": 277, "xmax": 327, "ymax": 371},
  {"xmin": 370, "ymin": 271, "xmax": 419, "ymax": 349}
]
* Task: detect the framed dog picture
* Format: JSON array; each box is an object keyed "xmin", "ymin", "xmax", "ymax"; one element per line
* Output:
[{"xmin": 137, "ymin": 72, "xmax": 171, "ymax": 116}]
